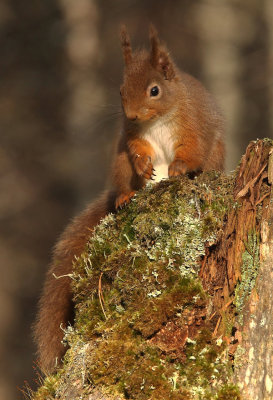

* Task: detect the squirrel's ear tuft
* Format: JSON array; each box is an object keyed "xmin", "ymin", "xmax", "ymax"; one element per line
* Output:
[
  {"xmin": 149, "ymin": 24, "xmax": 160, "ymax": 63},
  {"xmin": 149, "ymin": 24, "xmax": 175, "ymax": 80},
  {"xmin": 120, "ymin": 25, "xmax": 132, "ymax": 65}
]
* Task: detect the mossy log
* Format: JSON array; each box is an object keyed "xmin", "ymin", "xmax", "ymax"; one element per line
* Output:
[{"xmin": 32, "ymin": 139, "xmax": 272, "ymax": 400}]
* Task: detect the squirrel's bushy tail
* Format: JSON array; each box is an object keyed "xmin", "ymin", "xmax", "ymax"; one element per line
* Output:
[{"xmin": 34, "ymin": 191, "xmax": 116, "ymax": 373}]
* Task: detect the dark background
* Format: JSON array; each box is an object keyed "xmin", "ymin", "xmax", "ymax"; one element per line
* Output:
[{"xmin": 0, "ymin": 1, "xmax": 272, "ymax": 398}]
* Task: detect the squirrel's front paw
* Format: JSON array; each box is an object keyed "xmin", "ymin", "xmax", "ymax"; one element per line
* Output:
[
  {"xmin": 115, "ymin": 191, "xmax": 136, "ymax": 209},
  {"xmin": 168, "ymin": 159, "xmax": 188, "ymax": 177},
  {"xmin": 134, "ymin": 155, "xmax": 154, "ymax": 180}
]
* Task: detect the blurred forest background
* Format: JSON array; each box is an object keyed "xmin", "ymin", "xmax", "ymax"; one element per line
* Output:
[{"xmin": 0, "ymin": 0, "xmax": 272, "ymax": 398}]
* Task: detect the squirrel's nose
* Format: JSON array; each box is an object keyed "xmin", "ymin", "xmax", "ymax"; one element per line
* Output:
[
  {"xmin": 125, "ymin": 110, "xmax": 138, "ymax": 121},
  {"xmin": 127, "ymin": 114, "xmax": 138, "ymax": 121}
]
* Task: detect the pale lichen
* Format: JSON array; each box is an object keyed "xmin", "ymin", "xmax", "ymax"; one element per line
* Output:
[{"xmin": 234, "ymin": 230, "xmax": 260, "ymax": 324}]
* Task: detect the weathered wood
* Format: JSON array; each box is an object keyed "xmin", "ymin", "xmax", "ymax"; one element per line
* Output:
[
  {"xmin": 234, "ymin": 149, "xmax": 273, "ymax": 399},
  {"xmin": 199, "ymin": 140, "xmax": 273, "ymax": 399}
]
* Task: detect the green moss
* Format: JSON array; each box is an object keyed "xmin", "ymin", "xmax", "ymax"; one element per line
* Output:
[
  {"xmin": 221, "ymin": 312, "xmax": 234, "ymax": 338},
  {"xmin": 215, "ymin": 384, "xmax": 241, "ymax": 399},
  {"xmin": 32, "ymin": 172, "xmax": 239, "ymax": 399},
  {"xmin": 31, "ymin": 375, "xmax": 58, "ymax": 400},
  {"xmin": 80, "ymin": 320, "xmax": 233, "ymax": 400}
]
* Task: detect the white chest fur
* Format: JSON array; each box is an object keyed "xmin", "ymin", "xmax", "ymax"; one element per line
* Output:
[{"xmin": 143, "ymin": 118, "xmax": 175, "ymax": 182}]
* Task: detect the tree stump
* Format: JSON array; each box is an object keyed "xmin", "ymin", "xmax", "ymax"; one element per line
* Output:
[{"xmin": 31, "ymin": 139, "xmax": 272, "ymax": 400}]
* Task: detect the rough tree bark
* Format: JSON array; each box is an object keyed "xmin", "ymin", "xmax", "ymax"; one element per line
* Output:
[
  {"xmin": 234, "ymin": 144, "xmax": 273, "ymax": 398},
  {"xmin": 200, "ymin": 139, "xmax": 273, "ymax": 399},
  {"xmin": 31, "ymin": 139, "xmax": 272, "ymax": 400}
]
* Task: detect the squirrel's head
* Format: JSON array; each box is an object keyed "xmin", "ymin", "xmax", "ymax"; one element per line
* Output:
[{"xmin": 119, "ymin": 25, "xmax": 178, "ymax": 123}]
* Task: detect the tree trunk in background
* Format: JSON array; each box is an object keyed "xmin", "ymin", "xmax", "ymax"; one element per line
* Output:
[
  {"xmin": 58, "ymin": 0, "xmax": 110, "ymax": 205},
  {"xmin": 196, "ymin": 0, "xmax": 273, "ymax": 171},
  {"xmin": 239, "ymin": 1, "xmax": 271, "ymax": 149},
  {"xmin": 265, "ymin": 0, "xmax": 273, "ymax": 135},
  {"xmin": 195, "ymin": 1, "xmax": 244, "ymax": 171},
  {"xmin": 0, "ymin": 2, "xmax": 70, "ymax": 399}
]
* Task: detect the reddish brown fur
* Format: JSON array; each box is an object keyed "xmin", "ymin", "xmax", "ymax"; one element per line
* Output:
[
  {"xmin": 120, "ymin": 25, "xmax": 132, "ymax": 65},
  {"xmin": 34, "ymin": 25, "xmax": 225, "ymax": 373},
  {"xmin": 34, "ymin": 191, "xmax": 116, "ymax": 373},
  {"xmin": 114, "ymin": 25, "xmax": 225, "ymax": 205}
]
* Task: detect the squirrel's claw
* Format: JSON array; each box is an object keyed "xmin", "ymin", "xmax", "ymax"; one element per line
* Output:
[{"xmin": 115, "ymin": 191, "xmax": 136, "ymax": 209}]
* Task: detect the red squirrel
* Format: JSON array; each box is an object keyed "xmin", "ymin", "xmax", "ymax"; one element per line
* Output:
[{"xmin": 34, "ymin": 25, "xmax": 225, "ymax": 373}]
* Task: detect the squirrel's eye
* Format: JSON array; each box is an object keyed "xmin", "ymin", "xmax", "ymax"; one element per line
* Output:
[{"xmin": 150, "ymin": 86, "xmax": 160, "ymax": 97}]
